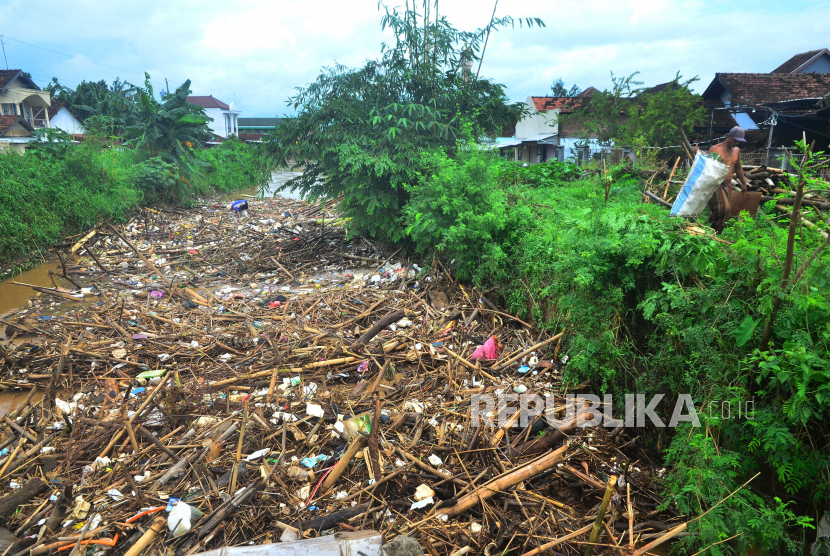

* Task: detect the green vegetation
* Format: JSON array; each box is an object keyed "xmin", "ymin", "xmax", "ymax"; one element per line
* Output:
[
  {"xmin": 265, "ymin": 1, "xmax": 543, "ymax": 242},
  {"xmin": 0, "ymin": 73, "xmax": 267, "ymax": 270},
  {"xmin": 405, "ymin": 144, "xmax": 829, "ymax": 554},
  {"xmin": 560, "ymin": 72, "xmax": 704, "ymax": 155},
  {"xmin": 0, "ymin": 134, "xmax": 263, "ymax": 269}
]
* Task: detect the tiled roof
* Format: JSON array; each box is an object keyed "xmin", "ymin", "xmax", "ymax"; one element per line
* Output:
[
  {"xmin": 47, "ymin": 101, "xmax": 74, "ymax": 120},
  {"xmin": 531, "ymin": 96, "xmax": 589, "ymax": 112},
  {"xmin": 709, "ymin": 73, "xmax": 830, "ymax": 104},
  {"xmin": 0, "ymin": 70, "xmax": 21, "ymax": 91},
  {"xmin": 771, "ymin": 49, "xmax": 826, "ymax": 73},
  {"xmin": 238, "ymin": 132, "xmax": 263, "ymax": 142},
  {"xmin": 186, "ymin": 95, "xmax": 230, "ymax": 110},
  {"xmin": 0, "ymin": 115, "xmax": 34, "ymax": 136},
  {"xmin": 0, "ymin": 70, "xmax": 39, "ymax": 91},
  {"xmin": 238, "ymin": 117, "xmax": 280, "ymax": 127}
]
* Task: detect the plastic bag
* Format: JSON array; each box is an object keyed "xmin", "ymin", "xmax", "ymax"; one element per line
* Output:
[
  {"xmin": 470, "ymin": 337, "xmax": 502, "ymax": 361},
  {"xmin": 670, "ymin": 153, "xmax": 729, "ymax": 218},
  {"xmin": 168, "ymin": 501, "xmax": 204, "ymax": 538}
]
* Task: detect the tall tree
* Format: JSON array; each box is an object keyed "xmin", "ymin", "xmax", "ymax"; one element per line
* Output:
[
  {"xmin": 122, "ymin": 73, "xmax": 210, "ymax": 169},
  {"xmin": 558, "ymin": 72, "xmax": 704, "ymax": 151},
  {"xmin": 264, "ymin": 2, "xmax": 544, "ymax": 242},
  {"xmin": 550, "ymin": 78, "xmax": 580, "ymax": 97}
]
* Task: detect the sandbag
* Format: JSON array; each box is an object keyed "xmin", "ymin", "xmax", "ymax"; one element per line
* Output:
[{"xmin": 670, "ymin": 153, "xmax": 729, "ymax": 218}]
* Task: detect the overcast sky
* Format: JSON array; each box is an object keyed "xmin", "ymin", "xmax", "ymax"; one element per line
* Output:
[{"xmin": 1, "ymin": 0, "xmax": 828, "ymax": 118}]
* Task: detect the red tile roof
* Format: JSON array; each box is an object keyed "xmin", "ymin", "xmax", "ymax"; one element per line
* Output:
[
  {"xmin": 47, "ymin": 101, "xmax": 74, "ymax": 120},
  {"xmin": 531, "ymin": 96, "xmax": 589, "ymax": 112},
  {"xmin": 710, "ymin": 73, "xmax": 830, "ymax": 104},
  {"xmin": 0, "ymin": 70, "xmax": 20, "ymax": 90},
  {"xmin": 0, "ymin": 115, "xmax": 33, "ymax": 136},
  {"xmin": 771, "ymin": 49, "xmax": 827, "ymax": 73},
  {"xmin": 186, "ymin": 95, "xmax": 230, "ymax": 110},
  {"xmin": 0, "ymin": 70, "xmax": 39, "ymax": 91}
]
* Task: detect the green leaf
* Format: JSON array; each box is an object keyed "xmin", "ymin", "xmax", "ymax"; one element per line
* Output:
[
  {"xmin": 176, "ymin": 114, "xmax": 207, "ymax": 125},
  {"xmin": 733, "ymin": 316, "xmax": 761, "ymax": 347}
]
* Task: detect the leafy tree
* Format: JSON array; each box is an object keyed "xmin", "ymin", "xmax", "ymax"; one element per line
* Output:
[
  {"xmin": 558, "ymin": 71, "xmax": 642, "ymax": 145},
  {"xmin": 616, "ymin": 73, "xmax": 705, "ymax": 151},
  {"xmin": 122, "ymin": 73, "xmax": 210, "ymax": 170},
  {"xmin": 559, "ymin": 72, "xmax": 704, "ymax": 153},
  {"xmin": 47, "ymin": 78, "xmax": 136, "ymax": 129},
  {"xmin": 264, "ymin": 1, "xmax": 544, "ymax": 242},
  {"xmin": 550, "ymin": 78, "xmax": 580, "ymax": 97}
]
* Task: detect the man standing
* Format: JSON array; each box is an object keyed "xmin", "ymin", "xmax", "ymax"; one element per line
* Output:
[{"xmin": 696, "ymin": 126, "xmax": 750, "ymax": 233}]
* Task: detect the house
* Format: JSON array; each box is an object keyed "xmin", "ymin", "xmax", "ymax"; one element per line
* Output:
[
  {"xmin": 0, "ymin": 70, "xmax": 52, "ymax": 152},
  {"xmin": 698, "ymin": 53, "xmax": 830, "ymax": 169},
  {"xmin": 771, "ymin": 49, "xmax": 830, "ymax": 75},
  {"xmin": 499, "ymin": 88, "xmax": 600, "ymax": 164},
  {"xmin": 0, "ymin": 115, "xmax": 35, "ymax": 154},
  {"xmin": 185, "ymin": 95, "xmax": 241, "ymax": 139},
  {"xmin": 48, "ymin": 101, "xmax": 85, "ymax": 136}
]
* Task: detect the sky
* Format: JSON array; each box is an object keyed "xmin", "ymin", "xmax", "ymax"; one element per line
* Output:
[{"xmin": 1, "ymin": 0, "xmax": 829, "ymax": 118}]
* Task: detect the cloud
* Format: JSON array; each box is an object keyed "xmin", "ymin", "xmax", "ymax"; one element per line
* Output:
[{"xmin": 0, "ymin": 0, "xmax": 827, "ymax": 118}]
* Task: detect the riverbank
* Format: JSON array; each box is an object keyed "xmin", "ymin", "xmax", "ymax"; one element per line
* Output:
[{"xmin": 0, "ymin": 138, "xmax": 264, "ymax": 277}]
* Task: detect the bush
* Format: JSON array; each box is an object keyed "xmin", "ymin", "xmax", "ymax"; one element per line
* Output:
[
  {"xmin": 0, "ymin": 143, "xmax": 140, "ymax": 262},
  {"xmin": 0, "ymin": 138, "xmax": 265, "ymax": 267},
  {"xmin": 404, "ymin": 146, "xmax": 829, "ymax": 552}
]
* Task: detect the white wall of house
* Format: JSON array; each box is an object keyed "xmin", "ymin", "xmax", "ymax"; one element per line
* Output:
[
  {"xmin": 798, "ymin": 53, "xmax": 830, "ymax": 73},
  {"xmin": 516, "ymin": 97, "xmax": 559, "ymax": 138},
  {"xmin": 204, "ymin": 107, "xmax": 227, "ymax": 137},
  {"xmin": 203, "ymin": 106, "xmax": 241, "ymax": 138},
  {"xmin": 50, "ymin": 108, "xmax": 85, "ymax": 135}
]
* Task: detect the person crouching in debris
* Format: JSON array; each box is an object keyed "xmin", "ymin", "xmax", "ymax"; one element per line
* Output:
[
  {"xmin": 694, "ymin": 126, "xmax": 750, "ymax": 233},
  {"xmin": 228, "ymin": 200, "xmax": 249, "ymax": 218}
]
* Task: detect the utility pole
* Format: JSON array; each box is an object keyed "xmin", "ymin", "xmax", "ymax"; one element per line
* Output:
[
  {"xmin": 1, "ymin": 36, "xmax": 9, "ymax": 70},
  {"xmin": 165, "ymin": 78, "xmax": 170, "ymax": 97}
]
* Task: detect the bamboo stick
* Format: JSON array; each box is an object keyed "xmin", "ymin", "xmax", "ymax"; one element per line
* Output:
[{"xmin": 585, "ymin": 475, "xmax": 617, "ymax": 556}]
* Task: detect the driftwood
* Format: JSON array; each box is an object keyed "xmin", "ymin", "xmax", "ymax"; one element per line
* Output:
[
  {"xmin": 0, "ymin": 479, "xmax": 47, "ymax": 518},
  {"xmin": 349, "ymin": 310, "xmax": 406, "ymax": 350}
]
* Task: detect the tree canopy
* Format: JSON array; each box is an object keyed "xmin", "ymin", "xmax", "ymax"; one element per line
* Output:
[
  {"xmin": 264, "ymin": 1, "xmax": 544, "ymax": 242},
  {"xmin": 559, "ymin": 72, "xmax": 704, "ymax": 153},
  {"xmin": 550, "ymin": 78, "xmax": 581, "ymax": 97}
]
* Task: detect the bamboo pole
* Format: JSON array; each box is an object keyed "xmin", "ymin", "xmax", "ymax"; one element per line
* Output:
[
  {"xmin": 123, "ymin": 516, "xmax": 166, "ymax": 556},
  {"xmin": 438, "ymin": 445, "xmax": 569, "ymax": 518},
  {"xmin": 585, "ymin": 475, "xmax": 617, "ymax": 556},
  {"xmin": 321, "ymin": 437, "xmax": 365, "ymax": 494},
  {"xmin": 520, "ymin": 524, "xmax": 593, "ymax": 556}
]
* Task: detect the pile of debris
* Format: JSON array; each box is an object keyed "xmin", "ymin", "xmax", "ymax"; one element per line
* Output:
[{"xmin": 0, "ymin": 196, "xmax": 683, "ymax": 556}]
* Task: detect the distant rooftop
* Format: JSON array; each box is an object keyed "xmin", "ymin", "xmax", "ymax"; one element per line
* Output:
[{"xmin": 186, "ymin": 95, "xmax": 230, "ymax": 110}]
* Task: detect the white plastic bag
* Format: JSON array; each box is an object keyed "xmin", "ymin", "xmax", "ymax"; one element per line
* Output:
[
  {"xmin": 670, "ymin": 153, "xmax": 730, "ymax": 218},
  {"xmin": 168, "ymin": 501, "xmax": 204, "ymax": 538}
]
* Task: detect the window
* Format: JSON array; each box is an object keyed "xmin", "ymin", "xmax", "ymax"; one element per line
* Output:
[
  {"xmin": 24, "ymin": 104, "xmax": 32, "ymax": 119},
  {"xmin": 537, "ymin": 145, "xmax": 546, "ymax": 163},
  {"xmin": 1, "ymin": 103, "xmax": 17, "ymax": 116},
  {"xmin": 517, "ymin": 147, "xmax": 522, "ymax": 161}
]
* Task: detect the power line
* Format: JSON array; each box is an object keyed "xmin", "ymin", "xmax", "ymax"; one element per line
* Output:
[
  {"xmin": 0, "ymin": 36, "xmax": 8, "ymax": 69},
  {"xmin": 0, "ymin": 34, "xmax": 142, "ymax": 75}
]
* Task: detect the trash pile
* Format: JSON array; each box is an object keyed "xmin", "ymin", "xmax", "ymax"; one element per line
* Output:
[{"xmin": 0, "ymin": 196, "xmax": 684, "ymax": 556}]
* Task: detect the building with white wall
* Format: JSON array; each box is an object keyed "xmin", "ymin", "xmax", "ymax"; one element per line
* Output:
[
  {"xmin": 185, "ymin": 95, "xmax": 240, "ymax": 139},
  {"xmin": 48, "ymin": 102, "xmax": 85, "ymax": 136}
]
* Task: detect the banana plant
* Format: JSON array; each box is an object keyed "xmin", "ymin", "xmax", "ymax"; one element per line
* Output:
[{"xmin": 123, "ymin": 73, "xmax": 211, "ymax": 168}]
